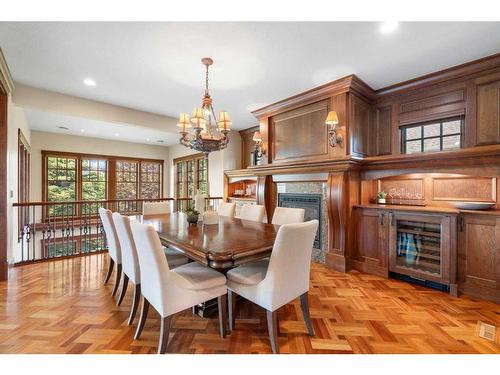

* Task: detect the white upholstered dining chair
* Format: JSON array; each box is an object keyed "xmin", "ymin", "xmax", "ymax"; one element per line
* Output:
[
  {"xmin": 111, "ymin": 213, "xmax": 142, "ymax": 325},
  {"xmin": 227, "ymin": 220, "xmax": 319, "ymax": 354},
  {"xmin": 130, "ymin": 220, "xmax": 228, "ymax": 354},
  {"xmin": 239, "ymin": 204, "xmax": 266, "ymax": 222},
  {"xmin": 113, "ymin": 212, "xmax": 190, "ymax": 324},
  {"xmin": 99, "ymin": 208, "xmax": 122, "ymax": 297},
  {"xmin": 217, "ymin": 202, "xmax": 236, "ymax": 217},
  {"xmin": 271, "ymin": 207, "xmax": 305, "ymax": 225},
  {"xmin": 142, "ymin": 201, "xmax": 171, "ymax": 215}
]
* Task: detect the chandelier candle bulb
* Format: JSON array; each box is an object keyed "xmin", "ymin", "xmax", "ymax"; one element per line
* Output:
[{"xmin": 177, "ymin": 113, "xmax": 191, "ymax": 132}]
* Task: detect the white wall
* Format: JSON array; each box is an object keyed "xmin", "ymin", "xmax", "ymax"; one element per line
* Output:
[
  {"xmin": 30, "ymin": 131, "xmax": 170, "ymax": 202},
  {"xmin": 168, "ymin": 130, "xmax": 241, "ymax": 197},
  {"xmin": 7, "ymin": 99, "xmax": 31, "ymax": 263}
]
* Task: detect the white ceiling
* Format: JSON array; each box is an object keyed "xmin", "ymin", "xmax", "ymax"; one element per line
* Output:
[
  {"xmin": 25, "ymin": 108, "xmax": 177, "ymax": 146},
  {"xmin": 1, "ymin": 22, "xmax": 500, "ymax": 133}
]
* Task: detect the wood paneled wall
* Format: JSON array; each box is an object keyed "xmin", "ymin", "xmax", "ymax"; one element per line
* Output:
[
  {"xmin": 250, "ymin": 53, "xmax": 500, "ymax": 165},
  {"xmin": 361, "ymin": 173, "xmax": 499, "ymax": 210},
  {"xmin": 239, "ymin": 126, "xmax": 259, "ymax": 169}
]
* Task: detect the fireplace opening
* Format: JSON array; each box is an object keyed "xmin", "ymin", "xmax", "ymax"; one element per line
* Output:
[{"xmin": 277, "ymin": 193, "xmax": 322, "ymax": 249}]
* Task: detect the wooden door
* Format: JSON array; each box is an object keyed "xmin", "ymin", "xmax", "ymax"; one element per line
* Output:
[
  {"xmin": 388, "ymin": 212, "xmax": 452, "ymax": 285},
  {"xmin": 458, "ymin": 214, "xmax": 499, "ymax": 303},
  {"xmin": 352, "ymin": 208, "xmax": 388, "ymax": 277}
]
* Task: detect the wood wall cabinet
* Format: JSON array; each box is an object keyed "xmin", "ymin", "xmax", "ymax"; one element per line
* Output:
[
  {"xmin": 349, "ymin": 94, "xmax": 372, "ymax": 157},
  {"xmin": 474, "ymin": 75, "xmax": 500, "ymax": 146},
  {"xmin": 352, "ymin": 207, "xmax": 388, "ymax": 277},
  {"xmin": 373, "ymin": 105, "xmax": 392, "ymax": 156},
  {"xmin": 458, "ymin": 214, "xmax": 500, "ymax": 302}
]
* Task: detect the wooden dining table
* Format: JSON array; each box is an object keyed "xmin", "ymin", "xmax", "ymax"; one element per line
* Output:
[{"xmin": 139, "ymin": 212, "xmax": 279, "ymax": 270}]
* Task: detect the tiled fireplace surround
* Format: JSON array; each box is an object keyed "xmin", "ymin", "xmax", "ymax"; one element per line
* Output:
[{"xmin": 274, "ymin": 175, "xmax": 329, "ymax": 263}]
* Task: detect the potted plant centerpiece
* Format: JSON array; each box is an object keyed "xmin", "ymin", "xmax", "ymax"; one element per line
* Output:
[
  {"xmin": 185, "ymin": 208, "xmax": 200, "ymax": 225},
  {"xmin": 377, "ymin": 191, "xmax": 387, "ymax": 204}
]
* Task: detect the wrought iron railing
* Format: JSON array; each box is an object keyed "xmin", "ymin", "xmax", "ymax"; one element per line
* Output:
[{"xmin": 12, "ymin": 196, "xmax": 222, "ymax": 264}]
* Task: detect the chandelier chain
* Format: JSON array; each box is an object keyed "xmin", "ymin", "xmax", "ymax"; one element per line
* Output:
[{"xmin": 205, "ymin": 64, "xmax": 209, "ymax": 93}]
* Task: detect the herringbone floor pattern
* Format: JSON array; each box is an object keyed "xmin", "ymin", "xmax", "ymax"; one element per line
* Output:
[{"xmin": 0, "ymin": 254, "xmax": 498, "ymax": 354}]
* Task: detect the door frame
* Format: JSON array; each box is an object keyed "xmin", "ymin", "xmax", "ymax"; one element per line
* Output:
[{"xmin": 0, "ymin": 48, "xmax": 14, "ymax": 281}]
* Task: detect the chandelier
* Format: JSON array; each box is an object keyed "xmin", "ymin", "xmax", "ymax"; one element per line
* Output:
[{"xmin": 177, "ymin": 57, "xmax": 231, "ymax": 154}]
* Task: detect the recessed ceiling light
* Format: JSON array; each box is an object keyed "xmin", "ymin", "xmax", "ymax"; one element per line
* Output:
[
  {"xmin": 380, "ymin": 21, "xmax": 399, "ymax": 34},
  {"xmin": 83, "ymin": 78, "xmax": 96, "ymax": 87},
  {"xmin": 114, "ymin": 133, "xmax": 119, "ymax": 137},
  {"xmin": 80, "ymin": 129, "xmax": 85, "ymax": 133},
  {"xmin": 146, "ymin": 138, "xmax": 151, "ymax": 142}
]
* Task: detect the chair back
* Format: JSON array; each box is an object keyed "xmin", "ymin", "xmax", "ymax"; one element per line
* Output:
[
  {"xmin": 271, "ymin": 207, "xmax": 305, "ymax": 225},
  {"xmin": 239, "ymin": 204, "xmax": 266, "ymax": 222},
  {"xmin": 217, "ymin": 202, "xmax": 236, "ymax": 217},
  {"xmin": 143, "ymin": 201, "xmax": 171, "ymax": 215},
  {"xmin": 264, "ymin": 220, "xmax": 318, "ymax": 310},
  {"xmin": 99, "ymin": 208, "xmax": 121, "ymax": 263},
  {"xmin": 112, "ymin": 213, "xmax": 140, "ymax": 284},
  {"xmin": 130, "ymin": 220, "xmax": 171, "ymax": 314}
]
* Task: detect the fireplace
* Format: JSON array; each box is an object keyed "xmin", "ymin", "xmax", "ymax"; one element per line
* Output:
[
  {"xmin": 275, "ymin": 180, "xmax": 329, "ymax": 263},
  {"xmin": 278, "ymin": 193, "xmax": 322, "ymax": 249}
]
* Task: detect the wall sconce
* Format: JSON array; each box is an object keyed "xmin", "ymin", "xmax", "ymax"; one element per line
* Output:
[
  {"xmin": 325, "ymin": 110, "xmax": 343, "ymax": 147},
  {"xmin": 252, "ymin": 131, "xmax": 265, "ymax": 158}
]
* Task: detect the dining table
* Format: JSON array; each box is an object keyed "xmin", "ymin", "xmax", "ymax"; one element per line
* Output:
[
  {"xmin": 138, "ymin": 212, "xmax": 280, "ymax": 316},
  {"xmin": 139, "ymin": 211, "xmax": 279, "ymax": 270}
]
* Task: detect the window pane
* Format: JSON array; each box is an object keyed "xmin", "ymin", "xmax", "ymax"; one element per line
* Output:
[
  {"xmin": 139, "ymin": 161, "xmax": 162, "ymax": 199},
  {"xmin": 443, "ymin": 119, "xmax": 461, "ymax": 135},
  {"xmin": 47, "ymin": 156, "xmax": 77, "ymax": 215},
  {"xmin": 81, "ymin": 159, "xmax": 107, "ymax": 201},
  {"xmin": 405, "ymin": 126, "xmax": 421, "ymax": 140},
  {"xmin": 423, "ymin": 123, "xmax": 440, "ymax": 138},
  {"xmin": 442, "ymin": 135, "xmax": 461, "ymax": 150},
  {"xmin": 116, "ymin": 160, "xmax": 139, "ymax": 200},
  {"xmin": 403, "ymin": 116, "xmax": 464, "ymax": 155},
  {"xmin": 405, "ymin": 140, "xmax": 421, "ymax": 154},
  {"xmin": 423, "ymin": 138, "xmax": 440, "ymax": 152}
]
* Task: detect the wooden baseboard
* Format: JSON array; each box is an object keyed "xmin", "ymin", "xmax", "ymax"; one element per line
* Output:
[
  {"xmin": 0, "ymin": 261, "xmax": 7, "ymax": 281},
  {"xmin": 350, "ymin": 259, "xmax": 388, "ymax": 278},
  {"xmin": 325, "ymin": 253, "xmax": 347, "ymax": 272}
]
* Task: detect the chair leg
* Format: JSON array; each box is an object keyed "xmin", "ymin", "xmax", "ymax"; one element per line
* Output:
[
  {"xmin": 300, "ymin": 292, "xmax": 315, "ymax": 336},
  {"xmin": 128, "ymin": 283, "xmax": 141, "ymax": 326},
  {"xmin": 217, "ymin": 295, "xmax": 227, "ymax": 338},
  {"xmin": 158, "ymin": 316, "xmax": 172, "ymax": 354},
  {"xmin": 228, "ymin": 290, "xmax": 236, "ymax": 331},
  {"xmin": 117, "ymin": 274, "xmax": 129, "ymax": 306},
  {"xmin": 103, "ymin": 258, "xmax": 114, "ymax": 284},
  {"xmin": 111, "ymin": 264, "xmax": 122, "ymax": 297},
  {"xmin": 266, "ymin": 310, "xmax": 280, "ymax": 354},
  {"xmin": 134, "ymin": 297, "xmax": 150, "ymax": 340}
]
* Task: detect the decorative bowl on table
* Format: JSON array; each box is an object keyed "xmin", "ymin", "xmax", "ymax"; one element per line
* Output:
[
  {"xmin": 185, "ymin": 209, "xmax": 200, "ymax": 224},
  {"xmin": 450, "ymin": 202, "xmax": 495, "ymax": 210}
]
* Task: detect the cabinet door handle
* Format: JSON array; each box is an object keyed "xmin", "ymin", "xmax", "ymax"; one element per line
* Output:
[
  {"xmin": 459, "ymin": 216, "xmax": 464, "ymax": 232},
  {"xmin": 390, "ymin": 212, "xmax": 395, "ymax": 226},
  {"xmin": 379, "ymin": 212, "xmax": 384, "ymax": 225}
]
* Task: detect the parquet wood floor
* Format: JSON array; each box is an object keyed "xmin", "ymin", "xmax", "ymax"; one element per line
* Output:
[{"xmin": 0, "ymin": 254, "xmax": 498, "ymax": 354}]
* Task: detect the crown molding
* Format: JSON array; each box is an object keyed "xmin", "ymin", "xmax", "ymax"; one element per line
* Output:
[
  {"xmin": 251, "ymin": 74, "xmax": 375, "ymax": 119},
  {"xmin": 0, "ymin": 48, "xmax": 14, "ymax": 95},
  {"xmin": 375, "ymin": 52, "xmax": 500, "ymax": 98}
]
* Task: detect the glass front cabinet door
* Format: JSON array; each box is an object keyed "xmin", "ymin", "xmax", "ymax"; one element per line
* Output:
[{"xmin": 388, "ymin": 212, "xmax": 453, "ymax": 285}]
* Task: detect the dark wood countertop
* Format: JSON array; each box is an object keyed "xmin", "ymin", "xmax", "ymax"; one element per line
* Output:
[{"xmin": 353, "ymin": 204, "xmax": 500, "ymax": 217}]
